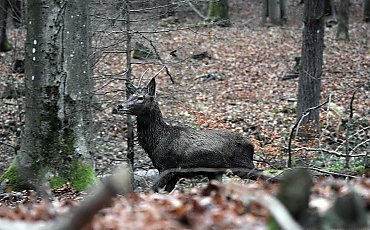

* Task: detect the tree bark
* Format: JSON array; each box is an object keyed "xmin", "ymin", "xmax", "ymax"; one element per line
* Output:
[
  {"xmin": 125, "ymin": 1, "xmax": 135, "ymax": 171},
  {"xmin": 261, "ymin": 0, "xmax": 268, "ymax": 25},
  {"xmin": 268, "ymin": 0, "xmax": 281, "ymax": 25},
  {"xmin": 337, "ymin": 0, "xmax": 350, "ymax": 41},
  {"xmin": 364, "ymin": 0, "xmax": 370, "ymax": 22},
  {"xmin": 263, "ymin": 0, "xmax": 288, "ymax": 26},
  {"xmin": 280, "ymin": 0, "xmax": 288, "ymax": 25},
  {"xmin": 297, "ymin": 0, "xmax": 325, "ymax": 126},
  {"xmin": 0, "ymin": 0, "xmax": 95, "ymax": 192},
  {"xmin": 0, "ymin": 0, "xmax": 12, "ymax": 52},
  {"xmin": 207, "ymin": 0, "xmax": 231, "ymax": 26}
]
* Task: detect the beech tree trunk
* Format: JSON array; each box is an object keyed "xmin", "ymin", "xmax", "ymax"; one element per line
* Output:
[
  {"xmin": 262, "ymin": 0, "xmax": 288, "ymax": 26},
  {"xmin": 0, "ymin": 0, "xmax": 95, "ymax": 192},
  {"xmin": 268, "ymin": 0, "xmax": 281, "ymax": 25},
  {"xmin": 364, "ymin": 0, "xmax": 370, "ymax": 22},
  {"xmin": 0, "ymin": 0, "xmax": 11, "ymax": 52},
  {"xmin": 297, "ymin": 0, "xmax": 325, "ymax": 126},
  {"xmin": 207, "ymin": 0, "xmax": 231, "ymax": 26},
  {"xmin": 337, "ymin": 0, "xmax": 350, "ymax": 41}
]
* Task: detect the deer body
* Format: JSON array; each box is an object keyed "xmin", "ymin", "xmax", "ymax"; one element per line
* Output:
[{"xmin": 118, "ymin": 79, "xmax": 255, "ymax": 192}]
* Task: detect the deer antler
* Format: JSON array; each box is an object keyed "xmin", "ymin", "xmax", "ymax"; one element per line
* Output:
[{"xmin": 138, "ymin": 68, "xmax": 149, "ymax": 87}]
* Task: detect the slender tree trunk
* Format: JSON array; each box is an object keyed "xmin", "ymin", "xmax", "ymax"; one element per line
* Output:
[
  {"xmin": 364, "ymin": 0, "xmax": 370, "ymax": 22},
  {"xmin": 280, "ymin": 0, "xmax": 288, "ymax": 25},
  {"xmin": 207, "ymin": 0, "xmax": 231, "ymax": 26},
  {"xmin": 337, "ymin": 0, "xmax": 350, "ymax": 41},
  {"xmin": 264, "ymin": 0, "xmax": 288, "ymax": 26},
  {"xmin": 125, "ymin": 0, "xmax": 135, "ymax": 170},
  {"xmin": 261, "ymin": 0, "xmax": 268, "ymax": 25},
  {"xmin": 0, "ymin": 0, "xmax": 95, "ymax": 192},
  {"xmin": 297, "ymin": 0, "xmax": 325, "ymax": 126},
  {"xmin": 268, "ymin": 0, "xmax": 281, "ymax": 25},
  {"xmin": 0, "ymin": 0, "xmax": 12, "ymax": 52}
]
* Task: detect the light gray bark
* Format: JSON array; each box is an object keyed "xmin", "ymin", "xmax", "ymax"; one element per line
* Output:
[
  {"xmin": 263, "ymin": 0, "xmax": 288, "ymax": 26},
  {"xmin": 337, "ymin": 0, "xmax": 350, "ymax": 40},
  {"xmin": 12, "ymin": 0, "xmax": 95, "ymax": 191}
]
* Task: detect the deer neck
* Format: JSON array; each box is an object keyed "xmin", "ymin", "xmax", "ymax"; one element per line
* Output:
[{"xmin": 136, "ymin": 102, "xmax": 168, "ymax": 156}]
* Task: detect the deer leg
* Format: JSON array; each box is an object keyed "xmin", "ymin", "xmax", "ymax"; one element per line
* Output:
[
  {"xmin": 151, "ymin": 173, "xmax": 176, "ymax": 192},
  {"xmin": 207, "ymin": 173, "xmax": 223, "ymax": 182},
  {"xmin": 164, "ymin": 176, "xmax": 178, "ymax": 192},
  {"xmin": 234, "ymin": 168, "xmax": 260, "ymax": 180}
]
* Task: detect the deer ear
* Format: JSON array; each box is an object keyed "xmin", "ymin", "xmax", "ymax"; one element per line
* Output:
[
  {"xmin": 126, "ymin": 81, "xmax": 137, "ymax": 95},
  {"xmin": 147, "ymin": 78, "xmax": 156, "ymax": 96}
]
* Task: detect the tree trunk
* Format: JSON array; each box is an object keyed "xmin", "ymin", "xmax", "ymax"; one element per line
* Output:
[
  {"xmin": 337, "ymin": 0, "xmax": 350, "ymax": 41},
  {"xmin": 0, "ymin": 0, "xmax": 12, "ymax": 52},
  {"xmin": 0, "ymin": 0, "xmax": 95, "ymax": 192},
  {"xmin": 207, "ymin": 0, "xmax": 231, "ymax": 26},
  {"xmin": 263, "ymin": 0, "xmax": 288, "ymax": 26},
  {"xmin": 261, "ymin": 0, "xmax": 268, "ymax": 25},
  {"xmin": 297, "ymin": 0, "xmax": 325, "ymax": 126},
  {"xmin": 364, "ymin": 0, "xmax": 370, "ymax": 22},
  {"xmin": 280, "ymin": 0, "xmax": 288, "ymax": 25},
  {"xmin": 125, "ymin": 0, "xmax": 135, "ymax": 171},
  {"xmin": 268, "ymin": 0, "xmax": 281, "ymax": 25}
]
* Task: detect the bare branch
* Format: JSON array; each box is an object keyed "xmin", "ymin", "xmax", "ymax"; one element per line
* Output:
[
  {"xmin": 291, "ymin": 147, "xmax": 366, "ymax": 158},
  {"xmin": 288, "ymin": 98, "xmax": 330, "ymax": 167}
]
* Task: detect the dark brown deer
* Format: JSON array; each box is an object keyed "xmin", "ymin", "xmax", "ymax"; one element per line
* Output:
[{"xmin": 117, "ymin": 78, "xmax": 257, "ymax": 192}]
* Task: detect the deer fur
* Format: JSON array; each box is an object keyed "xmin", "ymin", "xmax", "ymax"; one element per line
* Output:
[{"xmin": 117, "ymin": 78, "xmax": 256, "ymax": 192}]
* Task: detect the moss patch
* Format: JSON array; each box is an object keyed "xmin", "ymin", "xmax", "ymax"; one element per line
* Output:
[
  {"xmin": 0, "ymin": 160, "xmax": 25, "ymax": 191},
  {"xmin": 70, "ymin": 162, "xmax": 97, "ymax": 191},
  {"xmin": 207, "ymin": 0, "xmax": 231, "ymax": 26},
  {"xmin": 0, "ymin": 39, "xmax": 13, "ymax": 52},
  {"xmin": 49, "ymin": 176, "xmax": 66, "ymax": 188}
]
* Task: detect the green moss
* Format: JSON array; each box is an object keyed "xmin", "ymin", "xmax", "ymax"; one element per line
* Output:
[
  {"xmin": 133, "ymin": 49, "xmax": 144, "ymax": 59},
  {"xmin": 70, "ymin": 162, "xmax": 97, "ymax": 191},
  {"xmin": 353, "ymin": 166, "xmax": 369, "ymax": 173},
  {"xmin": 0, "ymin": 39, "xmax": 13, "ymax": 52},
  {"xmin": 207, "ymin": 0, "xmax": 231, "ymax": 26},
  {"xmin": 49, "ymin": 176, "xmax": 66, "ymax": 188},
  {"xmin": 263, "ymin": 169, "xmax": 281, "ymax": 174},
  {"xmin": 0, "ymin": 160, "xmax": 25, "ymax": 191}
]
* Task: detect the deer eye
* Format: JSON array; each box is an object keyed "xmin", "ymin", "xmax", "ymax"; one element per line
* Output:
[{"xmin": 137, "ymin": 96, "xmax": 144, "ymax": 102}]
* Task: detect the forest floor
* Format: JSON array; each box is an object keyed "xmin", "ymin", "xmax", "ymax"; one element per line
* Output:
[{"xmin": 0, "ymin": 0, "xmax": 369, "ymax": 229}]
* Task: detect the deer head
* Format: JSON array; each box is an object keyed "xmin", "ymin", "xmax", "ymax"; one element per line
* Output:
[{"xmin": 117, "ymin": 78, "xmax": 156, "ymax": 115}]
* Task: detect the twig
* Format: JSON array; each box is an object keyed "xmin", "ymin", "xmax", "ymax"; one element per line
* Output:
[
  {"xmin": 185, "ymin": 0, "xmax": 207, "ymax": 20},
  {"xmin": 288, "ymin": 98, "xmax": 330, "ymax": 167},
  {"xmin": 349, "ymin": 139, "xmax": 370, "ymax": 156},
  {"xmin": 151, "ymin": 166, "xmax": 279, "ymax": 189},
  {"xmin": 297, "ymin": 166, "xmax": 357, "ymax": 178},
  {"xmin": 290, "ymin": 147, "xmax": 366, "ymax": 158},
  {"xmin": 224, "ymin": 183, "xmax": 302, "ymax": 230},
  {"xmin": 335, "ymin": 126, "xmax": 370, "ymax": 152},
  {"xmin": 137, "ymin": 33, "xmax": 175, "ymax": 84},
  {"xmin": 0, "ymin": 166, "xmax": 132, "ymax": 230},
  {"xmin": 152, "ymin": 65, "xmax": 166, "ymax": 79},
  {"xmin": 252, "ymin": 193, "xmax": 303, "ymax": 230},
  {"xmin": 318, "ymin": 93, "xmax": 332, "ymax": 168},
  {"xmin": 54, "ymin": 166, "xmax": 132, "ymax": 230},
  {"xmin": 345, "ymin": 92, "xmax": 356, "ymax": 168}
]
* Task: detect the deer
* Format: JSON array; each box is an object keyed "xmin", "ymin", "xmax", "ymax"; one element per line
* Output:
[{"xmin": 117, "ymin": 78, "xmax": 258, "ymax": 192}]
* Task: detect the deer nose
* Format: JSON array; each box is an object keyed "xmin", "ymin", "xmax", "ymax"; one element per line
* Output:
[{"xmin": 117, "ymin": 104, "xmax": 123, "ymax": 110}]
